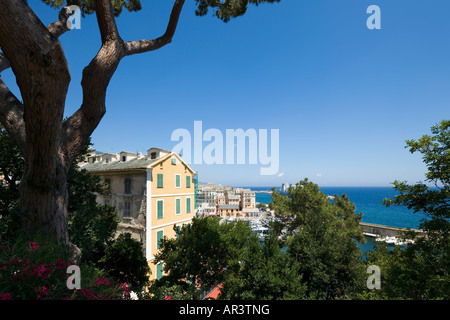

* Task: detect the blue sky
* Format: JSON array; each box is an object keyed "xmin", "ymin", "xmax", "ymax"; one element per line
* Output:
[{"xmin": 3, "ymin": 0, "xmax": 450, "ymax": 187}]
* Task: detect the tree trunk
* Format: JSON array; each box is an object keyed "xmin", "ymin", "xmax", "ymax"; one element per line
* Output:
[
  {"xmin": 0, "ymin": 0, "xmax": 185, "ymax": 261},
  {"xmin": 19, "ymin": 157, "xmax": 68, "ymax": 241}
]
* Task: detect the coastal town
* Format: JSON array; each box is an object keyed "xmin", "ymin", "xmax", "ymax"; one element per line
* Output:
[
  {"xmin": 0, "ymin": 0, "xmax": 447, "ymax": 305},
  {"xmin": 79, "ymin": 147, "xmax": 274, "ymax": 281},
  {"xmin": 78, "ymin": 147, "xmax": 422, "ymax": 285}
]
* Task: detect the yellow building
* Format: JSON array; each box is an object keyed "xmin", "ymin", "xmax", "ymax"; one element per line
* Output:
[{"xmin": 81, "ymin": 147, "xmax": 197, "ymax": 281}]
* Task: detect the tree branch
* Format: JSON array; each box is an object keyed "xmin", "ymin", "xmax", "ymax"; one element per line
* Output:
[
  {"xmin": 95, "ymin": 0, "xmax": 122, "ymax": 44},
  {"xmin": 0, "ymin": 6, "xmax": 74, "ymax": 73},
  {"xmin": 47, "ymin": 6, "xmax": 76, "ymax": 38},
  {"xmin": 0, "ymin": 75, "xmax": 26, "ymax": 155},
  {"xmin": 0, "ymin": 53, "xmax": 10, "ymax": 73},
  {"xmin": 61, "ymin": 0, "xmax": 124, "ymax": 164},
  {"xmin": 62, "ymin": 0, "xmax": 186, "ymax": 164},
  {"xmin": 124, "ymin": 0, "xmax": 185, "ymax": 56}
]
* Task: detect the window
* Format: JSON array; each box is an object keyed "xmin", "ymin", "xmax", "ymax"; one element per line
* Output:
[
  {"xmin": 150, "ymin": 152, "xmax": 157, "ymax": 159},
  {"xmin": 124, "ymin": 178, "xmax": 131, "ymax": 194},
  {"xmin": 176, "ymin": 198, "xmax": 181, "ymax": 215},
  {"xmin": 157, "ymin": 200, "xmax": 164, "ymax": 219},
  {"xmin": 104, "ymin": 199, "xmax": 110, "ymax": 206},
  {"xmin": 122, "ymin": 156, "xmax": 126, "ymax": 162},
  {"xmin": 176, "ymin": 225, "xmax": 181, "ymax": 239},
  {"xmin": 186, "ymin": 197, "xmax": 191, "ymax": 214},
  {"xmin": 104, "ymin": 178, "xmax": 111, "ymax": 194},
  {"xmin": 156, "ymin": 230, "xmax": 163, "ymax": 249},
  {"xmin": 175, "ymin": 174, "xmax": 181, "ymax": 188},
  {"xmin": 124, "ymin": 200, "xmax": 131, "ymax": 217},
  {"xmin": 186, "ymin": 176, "xmax": 191, "ymax": 188},
  {"xmin": 157, "ymin": 174, "xmax": 163, "ymax": 188},
  {"xmin": 171, "ymin": 158, "xmax": 176, "ymax": 165},
  {"xmin": 156, "ymin": 263, "xmax": 163, "ymax": 280}
]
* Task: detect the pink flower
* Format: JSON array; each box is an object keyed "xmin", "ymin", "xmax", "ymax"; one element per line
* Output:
[
  {"xmin": 120, "ymin": 283, "xmax": 130, "ymax": 297},
  {"xmin": 164, "ymin": 294, "xmax": 173, "ymax": 300},
  {"xmin": 94, "ymin": 276, "xmax": 111, "ymax": 287},
  {"xmin": 82, "ymin": 288, "xmax": 95, "ymax": 300},
  {"xmin": 34, "ymin": 286, "xmax": 50, "ymax": 299},
  {"xmin": 0, "ymin": 292, "xmax": 12, "ymax": 300},
  {"xmin": 54, "ymin": 259, "xmax": 66, "ymax": 270},
  {"xmin": 28, "ymin": 242, "xmax": 39, "ymax": 250}
]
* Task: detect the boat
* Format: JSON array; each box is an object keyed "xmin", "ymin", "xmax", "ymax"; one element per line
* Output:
[{"xmin": 374, "ymin": 235, "xmax": 413, "ymax": 246}]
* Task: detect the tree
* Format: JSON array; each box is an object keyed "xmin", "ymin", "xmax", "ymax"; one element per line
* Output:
[
  {"xmin": 256, "ymin": 202, "xmax": 267, "ymax": 210},
  {"xmin": 270, "ymin": 179, "xmax": 367, "ymax": 299},
  {"xmin": 98, "ymin": 232, "xmax": 150, "ymax": 295},
  {"xmin": 0, "ymin": 125, "xmax": 119, "ymax": 260},
  {"xmin": 0, "ymin": 125, "xmax": 23, "ymax": 240},
  {"xmin": 383, "ymin": 120, "xmax": 449, "ymax": 233},
  {"xmin": 0, "ymin": 127, "xmax": 150, "ymax": 295},
  {"xmin": 366, "ymin": 120, "xmax": 450, "ymax": 300},
  {"xmin": 0, "ymin": 0, "xmax": 280, "ymax": 253},
  {"xmin": 151, "ymin": 217, "xmax": 254, "ymax": 299},
  {"xmin": 220, "ymin": 234, "xmax": 307, "ymax": 300}
]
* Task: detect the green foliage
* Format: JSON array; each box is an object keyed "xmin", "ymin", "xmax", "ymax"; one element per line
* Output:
[
  {"xmin": 194, "ymin": 0, "xmax": 281, "ymax": 22},
  {"xmin": 256, "ymin": 202, "xmax": 267, "ymax": 209},
  {"xmin": 383, "ymin": 120, "xmax": 449, "ymax": 233},
  {"xmin": 98, "ymin": 233, "xmax": 150, "ymax": 295},
  {"xmin": 220, "ymin": 234, "xmax": 307, "ymax": 300},
  {"xmin": 41, "ymin": 0, "xmax": 142, "ymax": 16},
  {"xmin": 40, "ymin": 0, "xmax": 281, "ymax": 22},
  {"xmin": 67, "ymin": 159, "xmax": 119, "ymax": 264},
  {"xmin": 151, "ymin": 217, "xmax": 254, "ymax": 299},
  {"xmin": 0, "ymin": 127, "xmax": 149, "ymax": 296},
  {"xmin": 0, "ymin": 126, "xmax": 23, "ymax": 241},
  {"xmin": 270, "ymin": 179, "xmax": 367, "ymax": 299},
  {"xmin": 0, "ymin": 232, "xmax": 130, "ymax": 300},
  {"xmin": 367, "ymin": 120, "xmax": 450, "ymax": 300},
  {"xmin": 270, "ymin": 179, "xmax": 365, "ymax": 243}
]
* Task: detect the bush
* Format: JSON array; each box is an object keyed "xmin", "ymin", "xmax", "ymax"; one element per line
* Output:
[{"xmin": 0, "ymin": 234, "xmax": 131, "ymax": 300}]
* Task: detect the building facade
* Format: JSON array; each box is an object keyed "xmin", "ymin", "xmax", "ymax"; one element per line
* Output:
[
  {"xmin": 196, "ymin": 184, "xmax": 257, "ymax": 217},
  {"xmin": 81, "ymin": 147, "xmax": 197, "ymax": 281}
]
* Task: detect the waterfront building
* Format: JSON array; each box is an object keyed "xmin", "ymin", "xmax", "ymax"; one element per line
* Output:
[
  {"xmin": 80, "ymin": 147, "xmax": 197, "ymax": 281},
  {"xmin": 196, "ymin": 184, "xmax": 257, "ymax": 217},
  {"xmin": 281, "ymin": 183, "xmax": 291, "ymax": 193}
]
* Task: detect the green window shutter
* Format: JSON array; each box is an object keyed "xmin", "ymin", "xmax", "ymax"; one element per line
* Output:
[
  {"xmin": 176, "ymin": 225, "xmax": 181, "ymax": 239},
  {"xmin": 175, "ymin": 175, "xmax": 180, "ymax": 188},
  {"xmin": 171, "ymin": 158, "xmax": 176, "ymax": 165},
  {"xmin": 176, "ymin": 198, "xmax": 181, "ymax": 214},
  {"xmin": 186, "ymin": 176, "xmax": 191, "ymax": 188},
  {"xmin": 186, "ymin": 197, "xmax": 191, "ymax": 213},
  {"xmin": 156, "ymin": 263, "xmax": 163, "ymax": 280},
  {"xmin": 157, "ymin": 174, "xmax": 163, "ymax": 188},
  {"xmin": 157, "ymin": 200, "xmax": 163, "ymax": 219},
  {"xmin": 157, "ymin": 230, "xmax": 163, "ymax": 249}
]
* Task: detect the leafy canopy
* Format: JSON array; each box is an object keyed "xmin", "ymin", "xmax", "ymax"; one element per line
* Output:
[
  {"xmin": 365, "ymin": 120, "xmax": 450, "ymax": 300},
  {"xmin": 41, "ymin": 0, "xmax": 281, "ymax": 21},
  {"xmin": 383, "ymin": 119, "xmax": 449, "ymax": 232},
  {"xmin": 270, "ymin": 179, "xmax": 367, "ymax": 299},
  {"xmin": 152, "ymin": 217, "xmax": 255, "ymax": 298}
]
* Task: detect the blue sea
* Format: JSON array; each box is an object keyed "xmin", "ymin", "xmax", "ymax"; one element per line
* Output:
[
  {"xmin": 240, "ymin": 186, "xmax": 431, "ymax": 256},
  {"xmin": 245, "ymin": 186, "xmax": 428, "ymax": 229}
]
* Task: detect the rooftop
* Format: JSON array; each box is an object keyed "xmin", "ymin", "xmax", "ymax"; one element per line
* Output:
[
  {"xmin": 81, "ymin": 156, "xmax": 157, "ymax": 172},
  {"xmin": 218, "ymin": 204, "xmax": 240, "ymax": 209}
]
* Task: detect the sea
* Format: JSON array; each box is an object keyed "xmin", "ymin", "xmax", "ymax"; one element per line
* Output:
[{"xmin": 241, "ymin": 186, "xmax": 429, "ymax": 257}]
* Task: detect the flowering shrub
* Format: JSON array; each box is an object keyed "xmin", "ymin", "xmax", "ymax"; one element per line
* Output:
[{"xmin": 0, "ymin": 239, "xmax": 130, "ymax": 300}]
